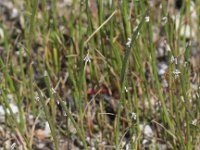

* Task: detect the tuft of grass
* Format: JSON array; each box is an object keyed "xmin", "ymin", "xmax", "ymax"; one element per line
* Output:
[{"xmin": 0, "ymin": 0, "xmax": 199, "ymax": 149}]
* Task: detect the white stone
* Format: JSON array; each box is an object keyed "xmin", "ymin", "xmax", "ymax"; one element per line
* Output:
[
  {"xmin": 0, "ymin": 28, "xmax": 4, "ymax": 40},
  {"xmin": 11, "ymin": 8, "xmax": 19, "ymax": 19},
  {"xmin": 140, "ymin": 124, "xmax": 153, "ymax": 137},
  {"xmin": 44, "ymin": 121, "xmax": 51, "ymax": 137}
]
